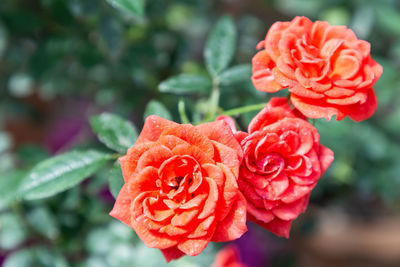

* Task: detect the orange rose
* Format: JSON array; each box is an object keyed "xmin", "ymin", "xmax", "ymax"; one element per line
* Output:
[
  {"xmin": 110, "ymin": 115, "xmax": 247, "ymax": 262},
  {"xmin": 252, "ymin": 16, "xmax": 382, "ymax": 121},
  {"xmin": 210, "ymin": 245, "xmax": 248, "ymax": 267},
  {"xmin": 224, "ymin": 98, "xmax": 334, "ymax": 237}
]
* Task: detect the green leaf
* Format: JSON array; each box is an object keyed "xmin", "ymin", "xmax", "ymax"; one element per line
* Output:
[
  {"xmin": 0, "ymin": 170, "xmax": 26, "ymax": 209},
  {"xmin": 106, "ymin": 0, "xmax": 145, "ymax": 19},
  {"xmin": 377, "ymin": 6, "xmax": 400, "ymax": 36},
  {"xmin": 19, "ymin": 150, "xmax": 113, "ymax": 200},
  {"xmin": 144, "ymin": 100, "xmax": 172, "ymax": 121},
  {"xmin": 27, "ymin": 207, "xmax": 59, "ymax": 240},
  {"xmin": 0, "ymin": 132, "xmax": 12, "ymax": 154},
  {"xmin": 0, "ymin": 213, "xmax": 27, "ymax": 251},
  {"xmin": 218, "ymin": 64, "xmax": 252, "ymax": 86},
  {"xmin": 3, "ymin": 248, "xmax": 32, "ymax": 267},
  {"xmin": 90, "ymin": 112, "xmax": 138, "ymax": 153},
  {"xmin": 109, "ymin": 161, "xmax": 124, "ymax": 199},
  {"xmin": 204, "ymin": 15, "xmax": 237, "ymax": 77},
  {"xmin": 158, "ymin": 74, "xmax": 211, "ymax": 94},
  {"xmin": 3, "ymin": 247, "xmax": 68, "ymax": 267}
]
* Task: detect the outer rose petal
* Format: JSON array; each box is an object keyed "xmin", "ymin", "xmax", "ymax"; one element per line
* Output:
[
  {"xmin": 347, "ymin": 88, "xmax": 378, "ymax": 122},
  {"xmin": 272, "ymin": 195, "xmax": 309, "ymax": 221},
  {"xmin": 290, "ymin": 94, "xmax": 345, "ymax": 121},
  {"xmin": 319, "ymin": 145, "xmax": 334, "ymax": 174},
  {"xmin": 196, "ymin": 120, "xmax": 243, "ymax": 164},
  {"xmin": 211, "ymin": 193, "xmax": 247, "ymax": 242},
  {"xmin": 178, "ymin": 229, "xmax": 215, "ymax": 256},
  {"xmin": 216, "ymin": 163, "xmax": 240, "ymax": 222},
  {"xmin": 252, "ymin": 50, "xmax": 285, "ymax": 92},
  {"xmin": 119, "ymin": 142, "xmax": 155, "ymax": 182},
  {"xmin": 161, "ymin": 124, "xmax": 215, "ymax": 158},
  {"xmin": 250, "ymin": 215, "xmax": 293, "ymax": 238},
  {"xmin": 216, "ymin": 115, "xmax": 237, "ymax": 133},
  {"xmin": 161, "ymin": 246, "xmax": 185, "ymax": 263},
  {"xmin": 248, "ymin": 97, "xmax": 305, "ymax": 133},
  {"xmin": 109, "ymin": 184, "xmax": 132, "ymax": 227},
  {"xmin": 131, "ymin": 217, "xmax": 179, "ymax": 249},
  {"xmin": 136, "ymin": 115, "xmax": 177, "ymax": 143}
]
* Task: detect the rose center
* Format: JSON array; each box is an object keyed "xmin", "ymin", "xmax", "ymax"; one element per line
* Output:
[
  {"xmin": 256, "ymin": 153, "xmax": 285, "ymax": 174},
  {"xmin": 158, "ymin": 155, "xmax": 202, "ymax": 202},
  {"xmin": 168, "ymin": 176, "xmax": 184, "ymax": 190}
]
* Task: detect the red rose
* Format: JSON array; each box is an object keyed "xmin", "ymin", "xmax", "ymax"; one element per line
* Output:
[
  {"xmin": 252, "ymin": 16, "xmax": 382, "ymax": 121},
  {"xmin": 221, "ymin": 98, "xmax": 334, "ymax": 237},
  {"xmin": 210, "ymin": 245, "xmax": 248, "ymax": 267},
  {"xmin": 110, "ymin": 115, "xmax": 247, "ymax": 262}
]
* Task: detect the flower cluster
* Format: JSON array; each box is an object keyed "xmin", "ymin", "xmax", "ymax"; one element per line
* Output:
[{"xmin": 110, "ymin": 16, "xmax": 381, "ymax": 262}]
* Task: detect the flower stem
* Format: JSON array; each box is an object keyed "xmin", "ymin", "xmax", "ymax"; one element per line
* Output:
[
  {"xmin": 178, "ymin": 99, "xmax": 190, "ymax": 124},
  {"xmin": 200, "ymin": 102, "xmax": 266, "ymax": 123},
  {"xmin": 204, "ymin": 78, "xmax": 220, "ymax": 121},
  {"xmin": 221, "ymin": 103, "xmax": 266, "ymax": 117}
]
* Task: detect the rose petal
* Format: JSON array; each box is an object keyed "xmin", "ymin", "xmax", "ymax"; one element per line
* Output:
[
  {"xmin": 251, "ymin": 50, "xmax": 284, "ymax": 93},
  {"xmin": 161, "ymin": 124, "xmax": 215, "ymax": 158},
  {"xmin": 119, "ymin": 142, "xmax": 155, "ymax": 182},
  {"xmin": 212, "ymin": 141, "xmax": 240, "ymax": 176},
  {"xmin": 135, "ymin": 145, "xmax": 173, "ymax": 171},
  {"xmin": 136, "ymin": 115, "xmax": 177, "ymax": 143},
  {"xmin": 128, "ymin": 166, "xmax": 158, "ymax": 197},
  {"xmin": 216, "ymin": 163, "xmax": 240, "ymax": 221},
  {"xmin": 251, "ymin": 215, "xmax": 293, "ymax": 238},
  {"xmin": 272, "ymin": 195, "xmax": 310, "ymax": 221},
  {"xmin": 131, "ymin": 218, "xmax": 178, "ymax": 249},
  {"xmin": 291, "ymin": 94, "xmax": 344, "ymax": 121},
  {"xmin": 198, "ymin": 178, "xmax": 219, "ymax": 219},
  {"xmin": 216, "ymin": 115, "xmax": 237, "ymax": 133},
  {"xmin": 180, "ymin": 194, "xmax": 207, "ymax": 209},
  {"xmin": 161, "ymin": 246, "xmax": 185, "ymax": 263},
  {"xmin": 171, "ymin": 209, "xmax": 199, "ymax": 227},
  {"xmin": 159, "ymin": 224, "xmax": 187, "ymax": 236},
  {"xmin": 319, "ymin": 145, "xmax": 334, "ymax": 175},
  {"xmin": 211, "ymin": 193, "xmax": 247, "ymax": 242},
  {"xmin": 196, "ymin": 120, "xmax": 243, "ymax": 165},
  {"xmin": 246, "ymin": 199, "xmax": 274, "ymax": 223},
  {"xmin": 158, "ymin": 134, "xmax": 189, "ymax": 150},
  {"xmin": 109, "ymin": 184, "xmax": 132, "ymax": 227},
  {"xmin": 187, "ymin": 215, "xmax": 216, "ymax": 239},
  {"xmin": 347, "ymin": 88, "xmax": 378, "ymax": 122}
]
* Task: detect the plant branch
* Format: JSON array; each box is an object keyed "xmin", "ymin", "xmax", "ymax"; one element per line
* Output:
[{"xmin": 178, "ymin": 99, "xmax": 190, "ymax": 124}]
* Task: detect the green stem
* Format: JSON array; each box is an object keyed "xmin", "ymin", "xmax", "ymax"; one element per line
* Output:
[
  {"xmin": 222, "ymin": 103, "xmax": 266, "ymax": 117},
  {"xmin": 178, "ymin": 99, "xmax": 190, "ymax": 124},
  {"xmin": 205, "ymin": 78, "xmax": 220, "ymax": 121},
  {"xmin": 200, "ymin": 102, "xmax": 266, "ymax": 123},
  {"xmin": 110, "ymin": 153, "xmax": 123, "ymax": 160}
]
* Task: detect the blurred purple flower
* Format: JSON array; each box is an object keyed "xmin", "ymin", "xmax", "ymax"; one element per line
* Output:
[
  {"xmin": 234, "ymin": 223, "xmax": 271, "ymax": 267},
  {"xmin": 44, "ymin": 99, "xmax": 89, "ymax": 153}
]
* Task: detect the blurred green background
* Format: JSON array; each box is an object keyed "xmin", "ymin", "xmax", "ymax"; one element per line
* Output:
[{"xmin": 1, "ymin": 0, "xmax": 400, "ymax": 266}]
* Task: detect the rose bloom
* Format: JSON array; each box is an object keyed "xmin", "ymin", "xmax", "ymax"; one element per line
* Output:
[
  {"xmin": 110, "ymin": 115, "xmax": 247, "ymax": 262},
  {"xmin": 210, "ymin": 245, "xmax": 248, "ymax": 267},
  {"xmin": 221, "ymin": 98, "xmax": 334, "ymax": 238},
  {"xmin": 252, "ymin": 16, "xmax": 382, "ymax": 121}
]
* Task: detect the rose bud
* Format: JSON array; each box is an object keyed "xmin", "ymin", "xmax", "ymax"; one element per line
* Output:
[
  {"xmin": 252, "ymin": 16, "xmax": 382, "ymax": 122},
  {"xmin": 210, "ymin": 245, "xmax": 248, "ymax": 267},
  {"xmin": 110, "ymin": 115, "xmax": 247, "ymax": 262}
]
